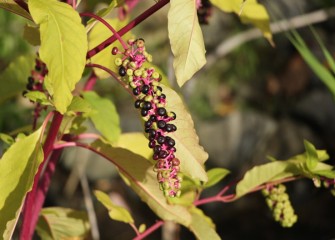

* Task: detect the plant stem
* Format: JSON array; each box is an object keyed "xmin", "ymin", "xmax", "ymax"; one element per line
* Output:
[
  {"xmin": 83, "ymin": 71, "xmax": 98, "ymax": 91},
  {"xmin": 86, "ymin": 0, "xmax": 170, "ymax": 59},
  {"xmin": 20, "ymin": 111, "xmax": 64, "ymax": 240},
  {"xmin": 13, "ymin": 0, "xmax": 29, "ymax": 12},
  {"xmin": 133, "ymin": 221, "xmax": 164, "ymax": 240}
]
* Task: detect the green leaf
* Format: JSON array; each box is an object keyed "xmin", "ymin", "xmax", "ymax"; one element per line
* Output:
[
  {"xmin": 28, "ymin": 0, "xmax": 88, "ymax": 113},
  {"xmin": 304, "ymin": 140, "xmax": 318, "ymax": 171},
  {"xmin": 162, "ymin": 84, "xmax": 208, "ymax": 182},
  {"xmin": 0, "ymin": 0, "xmax": 33, "ymax": 20},
  {"xmin": 210, "ymin": 0, "xmax": 272, "ymax": 43},
  {"xmin": 204, "ymin": 168, "xmax": 230, "ymax": 189},
  {"xmin": 66, "ymin": 96, "xmax": 92, "ymax": 115},
  {"xmin": 168, "ymin": 0, "xmax": 206, "ymax": 87},
  {"xmin": 83, "ymin": 91, "xmax": 120, "ymax": 143},
  {"xmin": 88, "ymin": 18, "xmax": 132, "ymax": 79},
  {"xmin": 94, "ymin": 190, "xmax": 134, "ymax": 224},
  {"xmin": 0, "ymin": 133, "xmax": 14, "ymax": 145},
  {"xmin": 87, "ymin": 0, "xmax": 125, "ymax": 25},
  {"xmin": 89, "ymin": 140, "xmax": 192, "ymax": 226},
  {"xmin": 24, "ymin": 91, "xmax": 52, "ymax": 106},
  {"xmin": 189, "ymin": 207, "xmax": 221, "ymax": 240},
  {"xmin": 0, "ymin": 127, "xmax": 43, "ymax": 240},
  {"xmin": 36, "ymin": 207, "xmax": 90, "ymax": 240},
  {"xmin": 0, "ymin": 54, "xmax": 35, "ymax": 104},
  {"xmin": 114, "ymin": 133, "xmax": 152, "ymax": 160},
  {"xmin": 23, "ymin": 24, "xmax": 40, "ymax": 46}
]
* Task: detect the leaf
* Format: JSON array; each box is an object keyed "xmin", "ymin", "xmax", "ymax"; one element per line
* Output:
[
  {"xmin": 87, "ymin": 0, "xmax": 125, "ymax": 25},
  {"xmin": 162, "ymin": 84, "xmax": 208, "ymax": 182},
  {"xmin": 210, "ymin": 0, "xmax": 272, "ymax": 43},
  {"xmin": 66, "ymin": 96, "xmax": 92, "ymax": 115},
  {"xmin": 304, "ymin": 140, "xmax": 318, "ymax": 171},
  {"xmin": 138, "ymin": 224, "xmax": 146, "ymax": 233},
  {"xmin": 83, "ymin": 91, "xmax": 120, "ymax": 143},
  {"xmin": 189, "ymin": 207, "xmax": 221, "ymax": 240},
  {"xmin": 0, "ymin": 133, "xmax": 14, "ymax": 145},
  {"xmin": 28, "ymin": 0, "xmax": 88, "ymax": 113},
  {"xmin": 204, "ymin": 168, "xmax": 230, "ymax": 189},
  {"xmin": 94, "ymin": 190, "xmax": 134, "ymax": 224},
  {"xmin": 0, "ymin": 127, "xmax": 43, "ymax": 240},
  {"xmin": 23, "ymin": 24, "xmax": 40, "ymax": 46},
  {"xmin": 36, "ymin": 207, "xmax": 90, "ymax": 240},
  {"xmin": 88, "ymin": 18, "xmax": 132, "ymax": 79},
  {"xmin": 0, "ymin": 54, "xmax": 35, "ymax": 104},
  {"xmin": 89, "ymin": 140, "xmax": 192, "ymax": 226},
  {"xmin": 0, "ymin": 0, "xmax": 33, "ymax": 20},
  {"xmin": 168, "ymin": 0, "xmax": 206, "ymax": 87},
  {"xmin": 24, "ymin": 91, "xmax": 52, "ymax": 106}
]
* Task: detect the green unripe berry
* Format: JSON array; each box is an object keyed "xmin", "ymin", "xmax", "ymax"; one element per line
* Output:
[
  {"xmin": 134, "ymin": 69, "xmax": 142, "ymax": 77},
  {"xmin": 129, "ymin": 82, "xmax": 137, "ymax": 89},
  {"xmin": 176, "ymin": 190, "xmax": 181, "ymax": 197},
  {"xmin": 152, "ymin": 72, "xmax": 160, "ymax": 80},
  {"xmin": 163, "ymin": 190, "xmax": 170, "ymax": 196},
  {"xmin": 115, "ymin": 58, "xmax": 122, "ymax": 66},
  {"xmin": 127, "ymin": 69, "xmax": 133, "ymax": 76},
  {"xmin": 122, "ymin": 59, "xmax": 129, "ymax": 67},
  {"xmin": 163, "ymin": 181, "xmax": 170, "ymax": 189},
  {"xmin": 262, "ymin": 189, "xmax": 270, "ymax": 196},
  {"xmin": 162, "ymin": 171, "xmax": 170, "ymax": 179}
]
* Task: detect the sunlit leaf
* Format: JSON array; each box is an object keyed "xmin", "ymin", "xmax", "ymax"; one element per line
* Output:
[
  {"xmin": 0, "ymin": 0, "xmax": 32, "ymax": 20},
  {"xmin": 189, "ymin": 207, "xmax": 220, "ymax": 240},
  {"xmin": 87, "ymin": 0, "xmax": 125, "ymax": 25},
  {"xmin": 36, "ymin": 207, "xmax": 90, "ymax": 240},
  {"xmin": 28, "ymin": 0, "xmax": 88, "ymax": 113},
  {"xmin": 83, "ymin": 91, "xmax": 120, "ymax": 143},
  {"xmin": 210, "ymin": 0, "xmax": 272, "ymax": 43},
  {"xmin": 88, "ymin": 18, "xmax": 132, "ymax": 79},
  {"xmin": 89, "ymin": 141, "xmax": 192, "ymax": 226},
  {"xmin": 23, "ymin": 24, "xmax": 40, "ymax": 46},
  {"xmin": 204, "ymin": 168, "xmax": 230, "ymax": 188},
  {"xmin": 162, "ymin": 84, "xmax": 208, "ymax": 182},
  {"xmin": 304, "ymin": 140, "xmax": 318, "ymax": 171},
  {"xmin": 94, "ymin": 190, "xmax": 134, "ymax": 224},
  {"xmin": 0, "ymin": 127, "xmax": 43, "ymax": 240},
  {"xmin": 0, "ymin": 54, "xmax": 35, "ymax": 104},
  {"xmin": 24, "ymin": 91, "xmax": 52, "ymax": 106},
  {"xmin": 168, "ymin": 0, "xmax": 206, "ymax": 87},
  {"xmin": 66, "ymin": 96, "xmax": 92, "ymax": 115}
]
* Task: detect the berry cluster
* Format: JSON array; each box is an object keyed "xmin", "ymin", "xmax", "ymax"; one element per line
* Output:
[
  {"xmin": 262, "ymin": 184, "xmax": 298, "ymax": 227},
  {"xmin": 22, "ymin": 57, "xmax": 47, "ymax": 96},
  {"xmin": 197, "ymin": 0, "xmax": 213, "ymax": 25},
  {"xmin": 112, "ymin": 39, "xmax": 182, "ymax": 197}
]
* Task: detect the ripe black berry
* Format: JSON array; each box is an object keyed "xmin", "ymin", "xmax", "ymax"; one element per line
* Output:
[
  {"xmin": 142, "ymin": 101, "xmax": 152, "ymax": 110},
  {"xmin": 149, "ymin": 141, "xmax": 156, "ymax": 148},
  {"xmin": 141, "ymin": 84, "xmax": 150, "ymax": 94},
  {"xmin": 153, "ymin": 154, "xmax": 159, "ymax": 160},
  {"xmin": 148, "ymin": 129, "xmax": 156, "ymax": 138},
  {"xmin": 133, "ymin": 87, "xmax": 141, "ymax": 96},
  {"xmin": 28, "ymin": 76, "xmax": 34, "ymax": 84},
  {"xmin": 154, "ymin": 145, "xmax": 161, "ymax": 153},
  {"xmin": 119, "ymin": 66, "xmax": 126, "ymax": 76},
  {"xmin": 149, "ymin": 115, "xmax": 157, "ymax": 122},
  {"xmin": 145, "ymin": 120, "xmax": 152, "ymax": 128},
  {"xmin": 26, "ymin": 83, "xmax": 34, "ymax": 90},
  {"xmin": 157, "ymin": 136, "xmax": 165, "ymax": 144},
  {"xmin": 141, "ymin": 109, "xmax": 148, "ymax": 116},
  {"xmin": 112, "ymin": 47, "xmax": 118, "ymax": 55},
  {"xmin": 166, "ymin": 138, "xmax": 175, "ymax": 147},
  {"xmin": 157, "ymin": 107, "xmax": 166, "ymax": 116},
  {"xmin": 159, "ymin": 150, "xmax": 168, "ymax": 158},
  {"xmin": 159, "ymin": 94, "xmax": 166, "ymax": 99},
  {"xmin": 134, "ymin": 100, "xmax": 142, "ymax": 108},
  {"xmin": 157, "ymin": 120, "xmax": 166, "ymax": 129}
]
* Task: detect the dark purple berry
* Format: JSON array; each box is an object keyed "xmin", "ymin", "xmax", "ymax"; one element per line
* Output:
[
  {"xmin": 157, "ymin": 107, "xmax": 166, "ymax": 116},
  {"xmin": 119, "ymin": 66, "xmax": 126, "ymax": 76},
  {"xmin": 157, "ymin": 136, "xmax": 165, "ymax": 144},
  {"xmin": 148, "ymin": 129, "xmax": 156, "ymax": 138},
  {"xmin": 157, "ymin": 86, "xmax": 162, "ymax": 92},
  {"xmin": 141, "ymin": 84, "xmax": 150, "ymax": 94},
  {"xmin": 153, "ymin": 153, "xmax": 159, "ymax": 160},
  {"xmin": 145, "ymin": 127, "xmax": 150, "ymax": 133},
  {"xmin": 26, "ymin": 83, "xmax": 34, "ymax": 90},
  {"xmin": 159, "ymin": 94, "xmax": 166, "ymax": 99},
  {"xmin": 133, "ymin": 87, "xmax": 141, "ymax": 96},
  {"xmin": 166, "ymin": 124, "xmax": 177, "ymax": 132},
  {"xmin": 35, "ymin": 65, "xmax": 41, "ymax": 71},
  {"xmin": 157, "ymin": 120, "xmax": 166, "ymax": 129},
  {"xmin": 141, "ymin": 109, "xmax": 148, "ymax": 116},
  {"xmin": 142, "ymin": 101, "xmax": 152, "ymax": 110},
  {"xmin": 28, "ymin": 76, "xmax": 34, "ymax": 84},
  {"xmin": 134, "ymin": 100, "xmax": 142, "ymax": 108},
  {"xmin": 154, "ymin": 145, "xmax": 161, "ymax": 153},
  {"xmin": 171, "ymin": 124, "xmax": 177, "ymax": 131},
  {"xmin": 166, "ymin": 138, "xmax": 175, "ymax": 147},
  {"xmin": 159, "ymin": 150, "xmax": 168, "ymax": 158},
  {"xmin": 145, "ymin": 120, "xmax": 152, "ymax": 128},
  {"xmin": 149, "ymin": 115, "xmax": 157, "ymax": 122},
  {"xmin": 149, "ymin": 141, "xmax": 156, "ymax": 148},
  {"xmin": 112, "ymin": 47, "xmax": 118, "ymax": 55},
  {"xmin": 170, "ymin": 112, "xmax": 176, "ymax": 120}
]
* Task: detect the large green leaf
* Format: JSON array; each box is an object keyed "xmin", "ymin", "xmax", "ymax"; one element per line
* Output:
[
  {"xmin": 0, "ymin": 127, "xmax": 43, "ymax": 240},
  {"xmin": 204, "ymin": 168, "xmax": 230, "ymax": 189},
  {"xmin": 83, "ymin": 91, "xmax": 120, "ymax": 144},
  {"xmin": 88, "ymin": 18, "xmax": 132, "ymax": 79},
  {"xmin": 0, "ymin": 54, "xmax": 35, "ymax": 104},
  {"xmin": 210, "ymin": 0, "xmax": 272, "ymax": 43},
  {"xmin": 189, "ymin": 207, "xmax": 221, "ymax": 240},
  {"xmin": 28, "ymin": 0, "xmax": 88, "ymax": 113},
  {"xmin": 168, "ymin": 0, "xmax": 206, "ymax": 87},
  {"xmin": 36, "ymin": 207, "xmax": 90, "ymax": 240},
  {"xmin": 94, "ymin": 190, "xmax": 134, "ymax": 224},
  {"xmin": 0, "ymin": 0, "xmax": 32, "ymax": 20},
  {"xmin": 88, "ymin": 140, "xmax": 192, "ymax": 226},
  {"xmin": 162, "ymin": 84, "xmax": 208, "ymax": 182}
]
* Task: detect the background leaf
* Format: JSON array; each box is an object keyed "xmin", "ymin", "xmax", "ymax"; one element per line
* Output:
[
  {"xmin": 204, "ymin": 168, "xmax": 230, "ymax": 189},
  {"xmin": 94, "ymin": 190, "xmax": 134, "ymax": 224},
  {"xmin": 304, "ymin": 140, "xmax": 318, "ymax": 171},
  {"xmin": 0, "ymin": 54, "xmax": 35, "ymax": 104},
  {"xmin": 0, "ymin": 0, "xmax": 33, "ymax": 20},
  {"xmin": 83, "ymin": 91, "xmax": 120, "ymax": 143},
  {"xmin": 0, "ymin": 127, "xmax": 43, "ymax": 240},
  {"xmin": 162, "ymin": 84, "xmax": 208, "ymax": 182},
  {"xmin": 168, "ymin": 0, "xmax": 206, "ymax": 87},
  {"xmin": 36, "ymin": 207, "xmax": 90, "ymax": 240},
  {"xmin": 28, "ymin": 0, "xmax": 88, "ymax": 113}
]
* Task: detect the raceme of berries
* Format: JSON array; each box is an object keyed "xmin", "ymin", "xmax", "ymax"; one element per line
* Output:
[
  {"xmin": 112, "ymin": 38, "xmax": 181, "ymax": 198},
  {"xmin": 22, "ymin": 57, "xmax": 48, "ymax": 96},
  {"xmin": 262, "ymin": 184, "xmax": 298, "ymax": 228}
]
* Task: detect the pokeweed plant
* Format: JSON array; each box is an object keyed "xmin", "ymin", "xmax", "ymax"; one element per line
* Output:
[{"xmin": 0, "ymin": 0, "xmax": 335, "ymax": 240}]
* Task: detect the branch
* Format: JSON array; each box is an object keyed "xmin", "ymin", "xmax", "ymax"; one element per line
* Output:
[
  {"xmin": 206, "ymin": 7, "xmax": 335, "ymax": 69},
  {"xmin": 133, "ymin": 221, "xmax": 164, "ymax": 240}
]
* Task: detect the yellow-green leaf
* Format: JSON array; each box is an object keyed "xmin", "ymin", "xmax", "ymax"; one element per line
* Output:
[
  {"xmin": 168, "ymin": 0, "xmax": 206, "ymax": 87},
  {"xmin": 88, "ymin": 18, "xmax": 132, "ymax": 79},
  {"xmin": 94, "ymin": 190, "xmax": 134, "ymax": 224},
  {"xmin": 0, "ymin": 127, "xmax": 43, "ymax": 240},
  {"xmin": 28, "ymin": 0, "xmax": 88, "ymax": 113},
  {"xmin": 189, "ymin": 207, "xmax": 220, "ymax": 240},
  {"xmin": 0, "ymin": 0, "xmax": 33, "ymax": 20},
  {"xmin": 162, "ymin": 84, "xmax": 208, "ymax": 182},
  {"xmin": 204, "ymin": 168, "xmax": 230, "ymax": 188},
  {"xmin": 210, "ymin": 0, "xmax": 272, "ymax": 43},
  {"xmin": 36, "ymin": 207, "xmax": 90, "ymax": 240}
]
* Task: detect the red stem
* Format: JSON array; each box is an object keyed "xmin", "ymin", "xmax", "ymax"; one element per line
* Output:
[
  {"xmin": 83, "ymin": 71, "xmax": 98, "ymax": 91},
  {"xmin": 86, "ymin": 0, "xmax": 170, "ymax": 59},
  {"xmin": 13, "ymin": 0, "xmax": 29, "ymax": 12},
  {"xmin": 20, "ymin": 112, "xmax": 64, "ymax": 240},
  {"xmin": 133, "ymin": 221, "xmax": 164, "ymax": 240}
]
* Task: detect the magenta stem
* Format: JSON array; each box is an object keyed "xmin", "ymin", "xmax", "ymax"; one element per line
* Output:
[
  {"xmin": 83, "ymin": 71, "xmax": 98, "ymax": 91},
  {"xmin": 86, "ymin": 0, "xmax": 170, "ymax": 59},
  {"xmin": 80, "ymin": 12, "xmax": 128, "ymax": 50},
  {"xmin": 133, "ymin": 221, "xmax": 164, "ymax": 240}
]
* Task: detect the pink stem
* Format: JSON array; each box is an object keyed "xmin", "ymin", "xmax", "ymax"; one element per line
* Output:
[
  {"xmin": 133, "ymin": 221, "xmax": 164, "ymax": 240},
  {"xmin": 80, "ymin": 12, "xmax": 128, "ymax": 50},
  {"xmin": 83, "ymin": 71, "xmax": 98, "ymax": 91}
]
